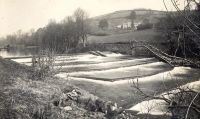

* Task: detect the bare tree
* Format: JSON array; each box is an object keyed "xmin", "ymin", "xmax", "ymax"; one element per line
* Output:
[
  {"xmin": 131, "ymin": 77, "xmax": 200, "ymax": 119},
  {"xmin": 130, "ymin": 1, "xmax": 200, "ymax": 119},
  {"xmin": 128, "ymin": 10, "xmax": 137, "ymax": 30},
  {"xmin": 74, "ymin": 8, "xmax": 89, "ymax": 47},
  {"xmin": 163, "ymin": 0, "xmax": 200, "ymax": 58}
]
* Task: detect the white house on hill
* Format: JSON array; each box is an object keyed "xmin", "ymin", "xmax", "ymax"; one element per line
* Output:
[{"xmin": 116, "ymin": 22, "xmax": 141, "ymax": 30}]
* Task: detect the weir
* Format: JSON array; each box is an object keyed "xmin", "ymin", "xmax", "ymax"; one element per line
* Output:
[{"xmin": 103, "ymin": 41, "xmax": 199, "ymax": 68}]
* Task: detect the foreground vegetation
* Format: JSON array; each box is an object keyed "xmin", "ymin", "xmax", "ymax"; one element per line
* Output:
[
  {"xmin": 0, "ymin": 57, "xmax": 105, "ymax": 119},
  {"xmin": 1, "ymin": 56, "xmax": 146, "ymax": 119}
]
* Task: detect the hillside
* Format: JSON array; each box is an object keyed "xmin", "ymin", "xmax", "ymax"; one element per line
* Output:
[
  {"xmin": 89, "ymin": 9, "xmax": 166, "ymax": 32},
  {"xmin": 88, "ymin": 29, "xmax": 164, "ymax": 44}
]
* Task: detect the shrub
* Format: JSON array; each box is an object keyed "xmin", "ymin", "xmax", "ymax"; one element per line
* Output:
[
  {"xmin": 137, "ymin": 23, "xmax": 153, "ymax": 30},
  {"xmin": 31, "ymin": 50, "xmax": 58, "ymax": 80}
]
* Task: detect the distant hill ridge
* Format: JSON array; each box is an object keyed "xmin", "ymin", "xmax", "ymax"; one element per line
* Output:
[
  {"xmin": 89, "ymin": 9, "xmax": 166, "ymax": 30},
  {"xmin": 92, "ymin": 9, "xmax": 166, "ymax": 20}
]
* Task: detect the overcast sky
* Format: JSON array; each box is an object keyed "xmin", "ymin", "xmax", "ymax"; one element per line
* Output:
[{"xmin": 0, "ymin": 0, "xmax": 182, "ymax": 37}]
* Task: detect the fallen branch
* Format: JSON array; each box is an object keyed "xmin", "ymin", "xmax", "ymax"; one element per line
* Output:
[{"xmin": 130, "ymin": 40, "xmax": 200, "ymax": 68}]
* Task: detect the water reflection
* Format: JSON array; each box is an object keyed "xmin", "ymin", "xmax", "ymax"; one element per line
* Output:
[{"xmin": 0, "ymin": 47, "xmax": 38, "ymax": 58}]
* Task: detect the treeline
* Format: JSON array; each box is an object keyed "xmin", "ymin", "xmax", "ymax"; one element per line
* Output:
[
  {"xmin": 0, "ymin": 8, "xmax": 89, "ymax": 53},
  {"xmin": 155, "ymin": 2, "xmax": 200, "ymax": 58}
]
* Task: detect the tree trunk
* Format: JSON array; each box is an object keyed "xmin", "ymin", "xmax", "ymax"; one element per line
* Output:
[{"xmin": 131, "ymin": 19, "xmax": 134, "ymax": 30}]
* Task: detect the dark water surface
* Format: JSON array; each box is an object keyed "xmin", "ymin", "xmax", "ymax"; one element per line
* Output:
[{"xmin": 0, "ymin": 47, "xmax": 38, "ymax": 58}]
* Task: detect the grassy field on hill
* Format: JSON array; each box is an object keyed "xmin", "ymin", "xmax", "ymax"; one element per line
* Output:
[{"xmin": 88, "ymin": 29, "xmax": 165, "ymax": 44}]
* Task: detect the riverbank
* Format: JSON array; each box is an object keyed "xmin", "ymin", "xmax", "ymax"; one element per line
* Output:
[{"xmin": 0, "ymin": 57, "xmax": 136, "ymax": 119}]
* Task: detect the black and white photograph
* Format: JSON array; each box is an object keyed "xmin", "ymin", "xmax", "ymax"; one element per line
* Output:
[{"xmin": 1, "ymin": 0, "xmax": 200, "ymax": 119}]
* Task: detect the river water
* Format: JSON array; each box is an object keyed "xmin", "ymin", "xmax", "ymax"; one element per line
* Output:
[{"xmin": 1, "ymin": 50, "xmax": 200, "ymax": 116}]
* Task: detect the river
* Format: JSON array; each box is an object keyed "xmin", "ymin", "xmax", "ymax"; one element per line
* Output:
[{"xmin": 1, "ymin": 49, "xmax": 200, "ymax": 116}]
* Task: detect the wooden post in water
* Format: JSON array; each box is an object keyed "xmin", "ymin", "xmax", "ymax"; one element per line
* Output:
[
  {"xmin": 131, "ymin": 42, "xmax": 137, "ymax": 56},
  {"xmin": 32, "ymin": 55, "xmax": 36, "ymax": 67}
]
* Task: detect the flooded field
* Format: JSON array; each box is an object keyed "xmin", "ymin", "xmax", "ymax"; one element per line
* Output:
[{"xmin": 1, "ymin": 51, "xmax": 200, "ymax": 115}]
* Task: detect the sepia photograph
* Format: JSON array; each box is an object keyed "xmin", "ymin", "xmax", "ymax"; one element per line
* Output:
[{"xmin": 0, "ymin": 0, "xmax": 200, "ymax": 119}]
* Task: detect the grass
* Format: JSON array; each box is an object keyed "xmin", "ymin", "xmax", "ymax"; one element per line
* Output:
[
  {"xmin": 0, "ymin": 58, "xmax": 107, "ymax": 119},
  {"xmin": 88, "ymin": 29, "xmax": 165, "ymax": 44},
  {"xmin": 86, "ymin": 29, "xmax": 168, "ymax": 55}
]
